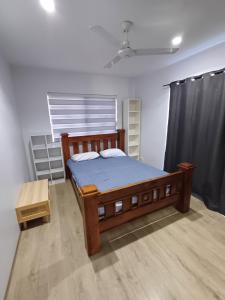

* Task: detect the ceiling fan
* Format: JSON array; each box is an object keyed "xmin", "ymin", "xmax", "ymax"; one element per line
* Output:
[{"xmin": 90, "ymin": 20, "xmax": 179, "ymax": 68}]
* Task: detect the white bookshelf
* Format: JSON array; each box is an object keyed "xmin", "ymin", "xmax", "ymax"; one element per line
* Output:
[
  {"xmin": 30, "ymin": 134, "xmax": 65, "ymax": 185},
  {"xmin": 123, "ymin": 99, "xmax": 141, "ymax": 160}
]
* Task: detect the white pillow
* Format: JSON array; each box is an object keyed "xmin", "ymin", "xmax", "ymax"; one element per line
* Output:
[
  {"xmin": 71, "ymin": 151, "xmax": 99, "ymax": 162},
  {"xmin": 100, "ymin": 148, "xmax": 126, "ymax": 158}
]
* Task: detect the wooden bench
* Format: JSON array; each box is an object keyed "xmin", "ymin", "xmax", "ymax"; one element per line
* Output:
[{"xmin": 16, "ymin": 179, "xmax": 50, "ymax": 230}]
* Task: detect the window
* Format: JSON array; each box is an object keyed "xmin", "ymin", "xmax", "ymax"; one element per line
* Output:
[{"xmin": 47, "ymin": 92, "xmax": 117, "ymax": 140}]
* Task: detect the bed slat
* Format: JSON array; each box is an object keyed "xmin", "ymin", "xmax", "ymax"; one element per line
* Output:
[
  {"xmin": 91, "ymin": 141, "xmax": 96, "ymax": 151},
  {"xmin": 103, "ymin": 139, "xmax": 108, "ymax": 150},
  {"xmin": 105, "ymin": 203, "xmax": 115, "ymax": 218},
  {"xmin": 83, "ymin": 141, "xmax": 88, "ymax": 152},
  {"xmin": 73, "ymin": 142, "xmax": 79, "ymax": 154},
  {"xmin": 111, "ymin": 138, "xmax": 116, "ymax": 148},
  {"xmin": 96, "ymin": 140, "xmax": 101, "ymax": 152},
  {"xmin": 159, "ymin": 187, "xmax": 165, "ymax": 199},
  {"xmin": 123, "ymin": 198, "xmax": 132, "ymax": 212}
]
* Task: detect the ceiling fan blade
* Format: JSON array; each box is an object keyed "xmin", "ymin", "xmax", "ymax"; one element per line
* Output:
[
  {"xmin": 134, "ymin": 48, "xmax": 179, "ymax": 55},
  {"xmin": 89, "ymin": 25, "xmax": 120, "ymax": 48},
  {"xmin": 104, "ymin": 55, "xmax": 122, "ymax": 68}
]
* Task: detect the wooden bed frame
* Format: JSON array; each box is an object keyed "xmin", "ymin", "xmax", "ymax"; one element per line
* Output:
[{"xmin": 61, "ymin": 129, "xmax": 194, "ymax": 256}]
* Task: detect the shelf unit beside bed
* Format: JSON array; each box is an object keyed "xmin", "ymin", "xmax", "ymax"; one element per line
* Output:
[
  {"xmin": 30, "ymin": 134, "xmax": 65, "ymax": 185},
  {"xmin": 123, "ymin": 99, "xmax": 141, "ymax": 160}
]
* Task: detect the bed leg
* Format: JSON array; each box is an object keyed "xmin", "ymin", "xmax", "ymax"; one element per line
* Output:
[
  {"xmin": 83, "ymin": 193, "xmax": 101, "ymax": 256},
  {"xmin": 176, "ymin": 162, "xmax": 194, "ymax": 213}
]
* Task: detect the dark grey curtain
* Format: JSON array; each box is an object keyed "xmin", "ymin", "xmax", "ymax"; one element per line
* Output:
[{"xmin": 164, "ymin": 70, "xmax": 225, "ymax": 215}]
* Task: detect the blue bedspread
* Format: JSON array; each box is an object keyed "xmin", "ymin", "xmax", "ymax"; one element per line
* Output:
[{"xmin": 67, "ymin": 156, "xmax": 167, "ymax": 192}]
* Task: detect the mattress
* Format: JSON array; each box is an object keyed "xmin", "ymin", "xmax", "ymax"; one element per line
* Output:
[{"xmin": 67, "ymin": 156, "xmax": 167, "ymax": 193}]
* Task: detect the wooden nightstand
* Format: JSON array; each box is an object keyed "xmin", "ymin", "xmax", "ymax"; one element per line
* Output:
[{"xmin": 16, "ymin": 179, "xmax": 50, "ymax": 230}]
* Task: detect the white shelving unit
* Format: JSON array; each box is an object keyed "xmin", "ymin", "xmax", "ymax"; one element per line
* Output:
[
  {"xmin": 123, "ymin": 99, "xmax": 141, "ymax": 160},
  {"xmin": 30, "ymin": 134, "xmax": 65, "ymax": 185}
]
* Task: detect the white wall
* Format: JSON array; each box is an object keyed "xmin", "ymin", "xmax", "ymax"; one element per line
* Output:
[
  {"xmin": 0, "ymin": 53, "xmax": 28, "ymax": 298},
  {"xmin": 134, "ymin": 41, "xmax": 225, "ymax": 169},
  {"xmin": 12, "ymin": 66, "xmax": 132, "ymax": 179}
]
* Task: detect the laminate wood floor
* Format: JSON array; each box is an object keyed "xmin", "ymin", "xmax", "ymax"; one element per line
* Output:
[{"xmin": 6, "ymin": 180, "xmax": 225, "ymax": 300}]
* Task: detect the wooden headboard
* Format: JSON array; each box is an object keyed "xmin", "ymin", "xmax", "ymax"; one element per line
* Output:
[{"xmin": 61, "ymin": 129, "xmax": 125, "ymax": 178}]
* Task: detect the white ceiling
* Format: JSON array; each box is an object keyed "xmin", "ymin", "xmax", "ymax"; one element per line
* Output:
[{"xmin": 1, "ymin": 0, "xmax": 225, "ymax": 77}]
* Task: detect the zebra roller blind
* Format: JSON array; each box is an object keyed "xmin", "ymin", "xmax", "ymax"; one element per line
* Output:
[{"xmin": 47, "ymin": 93, "xmax": 117, "ymax": 140}]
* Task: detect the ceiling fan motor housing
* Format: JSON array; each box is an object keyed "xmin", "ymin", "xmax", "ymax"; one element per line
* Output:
[{"xmin": 118, "ymin": 47, "xmax": 134, "ymax": 58}]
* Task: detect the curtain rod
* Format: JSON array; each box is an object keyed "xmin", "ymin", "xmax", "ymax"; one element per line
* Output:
[{"xmin": 163, "ymin": 67, "xmax": 225, "ymax": 87}]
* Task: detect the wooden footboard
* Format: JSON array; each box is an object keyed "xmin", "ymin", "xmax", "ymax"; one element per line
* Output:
[
  {"xmin": 61, "ymin": 130, "xmax": 194, "ymax": 256},
  {"xmin": 73, "ymin": 162, "xmax": 194, "ymax": 256}
]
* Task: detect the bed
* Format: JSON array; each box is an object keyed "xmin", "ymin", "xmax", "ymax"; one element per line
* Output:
[{"xmin": 61, "ymin": 129, "xmax": 194, "ymax": 256}]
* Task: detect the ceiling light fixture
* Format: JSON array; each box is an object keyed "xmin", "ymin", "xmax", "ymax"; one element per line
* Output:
[
  {"xmin": 172, "ymin": 35, "xmax": 183, "ymax": 46},
  {"xmin": 40, "ymin": 0, "xmax": 55, "ymax": 13}
]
